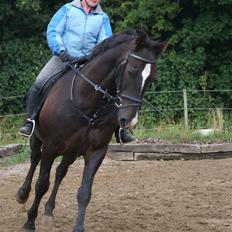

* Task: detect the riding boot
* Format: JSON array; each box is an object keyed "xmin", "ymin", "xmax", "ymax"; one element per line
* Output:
[
  {"xmin": 115, "ymin": 127, "xmax": 135, "ymax": 143},
  {"xmin": 19, "ymin": 85, "xmax": 40, "ymax": 137}
]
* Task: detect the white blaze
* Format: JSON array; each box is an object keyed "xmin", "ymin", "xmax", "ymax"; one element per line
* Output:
[
  {"xmin": 141, "ymin": 64, "xmax": 151, "ymax": 91},
  {"xmin": 128, "ymin": 112, "xmax": 138, "ymax": 127},
  {"xmin": 126, "ymin": 65, "xmax": 151, "ymax": 128}
]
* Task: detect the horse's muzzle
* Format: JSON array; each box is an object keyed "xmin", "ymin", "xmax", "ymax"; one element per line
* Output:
[{"xmin": 118, "ymin": 110, "xmax": 138, "ymax": 128}]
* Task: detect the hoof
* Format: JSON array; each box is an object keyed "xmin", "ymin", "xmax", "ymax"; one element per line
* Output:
[
  {"xmin": 16, "ymin": 188, "xmax": 30, "ymax": 204},
  {"xmin": 44, "ymin": 205, "xmax": 54, "ymax": 217},
  {"xmin": 22, "ymin": 221, "xmax": 35, "ymax": 232},
  {"xmin": 41, "ymin": 214, "xmax": 53, "ymax": 226},
  {"xmin": 16, "ymin": 192, "xmax": 27, "ymax": 204}
]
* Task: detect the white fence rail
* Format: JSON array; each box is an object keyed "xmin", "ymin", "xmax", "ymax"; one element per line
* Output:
[
  {"xmin": 147, "ymin": 89, "xmax": 232, "ymax": 129},
  {"xmin": 0, "ymin": 89, "xmax": 232, "ymax": 137}
]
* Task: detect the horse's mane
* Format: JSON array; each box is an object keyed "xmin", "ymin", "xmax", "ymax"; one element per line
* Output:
[{"xmin": 89, "ymin": 29, "xmax": 139, "ymax": 61}]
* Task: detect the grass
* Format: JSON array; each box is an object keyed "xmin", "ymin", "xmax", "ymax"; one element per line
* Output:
[
  {"xmin": 0, "ymin": 111, "xmax": 232, "ymax": 167},
  {"xmin": 0, "ymin": 115, "xmax": 26, "ymax": 145},
  {"xmin": 0, "ymin": 145, "xmax": 30, "ymax": 167},
  {"xmin": 133, "ymin": 125, "xmax": 232, "ymax": 144},
  {"xmin": 0, "ymin": 145, "xmax": 64, "ymax": 167},
  {"xmin": 133, "ymin": 109, "xmax": 232, "ymax": 144}
]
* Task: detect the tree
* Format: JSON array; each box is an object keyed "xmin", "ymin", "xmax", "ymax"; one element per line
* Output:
[{"xmin": 1, "ymin": 0, "xmax": 232, "ymax": 126}]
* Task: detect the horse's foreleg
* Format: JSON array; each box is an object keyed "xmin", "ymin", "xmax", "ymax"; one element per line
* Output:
[
  {"xmin": 73, "ymin": 146, "xmax": 107, "ymax": 232},
  {"xmin": 22, "ymin": 147, "xmax": 56, "ymax": 231},
  {"xmin": 16, "ymin": 135, "xmax": 42, "ymax": 204},
  {"xmin": 44, "ymin": 153, "xmax": 77, "ymax": 217}
]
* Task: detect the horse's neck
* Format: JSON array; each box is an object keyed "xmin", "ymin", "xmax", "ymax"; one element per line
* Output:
[
  {"xmin": 72, "ymin": 53, "xmax": 119, "ymax": 111},
  {"xmin": 79, "ymin": 37, "xmax": 133, "ymax": 91},
  {"xmin": 68, "ymin": 43, "xmax": 131, "ymax": 115},
  {"xmin": 82, "ymin": 50, "xmax": 122, "ymax": 89}
]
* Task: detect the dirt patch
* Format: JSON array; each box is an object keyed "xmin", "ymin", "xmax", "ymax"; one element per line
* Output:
[{"xmin": 0, "ymin": 158, "xmax": 232, "ymax": 232}]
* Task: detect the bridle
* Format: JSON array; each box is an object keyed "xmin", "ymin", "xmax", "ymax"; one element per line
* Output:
[
  {"xmin": 67, "ymin": 52, "xmax": 155, "ymax": 125},
  {"xmin": 115, "ymin": 52, "xmax": 156, "ymax": 109}
]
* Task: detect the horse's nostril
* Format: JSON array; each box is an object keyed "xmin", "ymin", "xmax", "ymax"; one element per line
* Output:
[{"xmin": 119, "ymin": 118, "xmax": 126, "ymax": 127}]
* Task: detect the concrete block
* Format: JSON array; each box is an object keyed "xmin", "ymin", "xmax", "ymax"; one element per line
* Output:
[
  {"xmin": 107, "ymin": 151, "xmax": 134, "ymax": 161},
  {"xmin": 134, "ymin": 153, "xmax": 182, "ymax": 161},
  {"xmin": 0, "ymin": 144, "xmax": 22, "ymax": 158},
  {"xmin": 201, "ymin": 143, "xmax": 232, "ymax": 153}
]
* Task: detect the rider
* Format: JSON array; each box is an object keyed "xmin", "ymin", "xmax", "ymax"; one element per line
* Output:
[{"xmin": 19, "ymin": 0, "xmax": 135, "ymax": 143}]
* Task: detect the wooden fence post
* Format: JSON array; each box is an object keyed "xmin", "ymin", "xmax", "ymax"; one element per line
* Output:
[{"xmin": 183, "ymin": 89, "xmax": 189, "ymax": 130}]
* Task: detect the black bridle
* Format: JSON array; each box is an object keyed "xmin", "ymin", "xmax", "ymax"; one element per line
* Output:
[
  {"xmin": 115, "ymin": 52, "xmax": 156, "ymax": 109},
  {"xmin": 68, "ymin": 52, "xmax": 155, "ymax": 125}
]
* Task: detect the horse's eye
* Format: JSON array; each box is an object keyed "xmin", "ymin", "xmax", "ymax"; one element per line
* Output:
[{"xmin": 127, "ymin": 65, "xmax": 138, "ymax": 75}]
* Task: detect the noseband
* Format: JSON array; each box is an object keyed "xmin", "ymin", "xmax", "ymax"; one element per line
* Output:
[{"xmin": 115, "ymin": 52, "xmax": 155, "ymax": 109}]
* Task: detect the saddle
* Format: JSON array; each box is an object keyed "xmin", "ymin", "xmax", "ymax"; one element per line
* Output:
[{"xmin": 27, "ymin": 60, "xmax": 86, "ymax": 121}]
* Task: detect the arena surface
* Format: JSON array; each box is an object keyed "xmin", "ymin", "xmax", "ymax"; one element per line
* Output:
[{"xmin": 0, "ymin": 157, "xmax": 231, "ymax": 232}]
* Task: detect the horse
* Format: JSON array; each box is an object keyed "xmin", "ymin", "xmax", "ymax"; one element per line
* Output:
[{"xmin": 16, "ymin": 29, "xmax": 166, "ymax": 232}]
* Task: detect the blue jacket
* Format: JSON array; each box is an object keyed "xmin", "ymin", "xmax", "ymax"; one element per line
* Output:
[{"xmin": 47, "ymin": 0, "xmax": 112, "ymax": 58}]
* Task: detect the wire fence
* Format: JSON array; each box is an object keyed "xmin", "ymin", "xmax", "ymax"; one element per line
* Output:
[{"xmin": 0, "ymin": 89, "xmax": 232, "ymax": 140}]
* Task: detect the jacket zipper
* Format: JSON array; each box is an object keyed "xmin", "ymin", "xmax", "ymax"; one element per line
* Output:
[{"xmin": 80, "ymin": 12, "xmax": 88, "ymax": 55}]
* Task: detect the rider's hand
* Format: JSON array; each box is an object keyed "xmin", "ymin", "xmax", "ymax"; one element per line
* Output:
[
  {"xmin": 59, "ymin": 51, "xmax": 74, "ymax": 62},
  {"xmin": 77, "ymin": 55, "xmax": 89, "ymax": 65}
]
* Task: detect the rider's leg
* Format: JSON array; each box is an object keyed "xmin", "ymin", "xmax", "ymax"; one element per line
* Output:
[
  {"xmin": 19, "ymin": 56, "xmax": 66, "ymax": 137},
  {"xmin": 115, "ymin": 126, "xmax": 135, "ymax": 143},
  {"xmin": 19, "ymin": 84, "xmax": 40, "ymax": 137}
]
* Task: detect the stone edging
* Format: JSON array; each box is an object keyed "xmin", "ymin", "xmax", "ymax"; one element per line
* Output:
[
  {"xmin": 0, "ymin": 144, "xmax": 22, "ymax": 158},
  {"xmin": 1, "ymin": 143, "xmax": 232, "ymax": 161},
  {"xmin": 107, "ymin": 143, "xmax": 232, "ymax": 161}
]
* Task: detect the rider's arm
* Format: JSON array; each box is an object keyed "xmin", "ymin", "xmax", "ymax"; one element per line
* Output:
[
  {"xmin": 97, "ymin": 14, "xmax": 112, "ymax": 44},
  {"xmin": 47, "ymin": 4, "xmax": 70, "ymax": 55}
]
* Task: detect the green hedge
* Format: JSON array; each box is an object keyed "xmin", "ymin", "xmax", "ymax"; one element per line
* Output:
[
  {"xmin": 0, "ymin": 38, "xmax": 50, "ymax": 114},
  {"xmin": 1, "ymin": 0, "xmax": 232, "ymax": 126}
]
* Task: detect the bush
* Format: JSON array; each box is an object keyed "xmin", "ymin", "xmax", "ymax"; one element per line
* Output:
[{"xmin": 0, "ymin": 38, "xmax": 50, "ymax": 115}]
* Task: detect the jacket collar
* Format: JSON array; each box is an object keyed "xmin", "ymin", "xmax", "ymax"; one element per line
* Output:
[{"xmin": 71, "ymin": 0, "xmax": 103, "ymax": 13}]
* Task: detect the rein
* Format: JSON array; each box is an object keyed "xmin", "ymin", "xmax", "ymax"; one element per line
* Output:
[
  {"xmin": 68, "ymin": 64, "xmax": 116, "ymax": 126},
  {"xmin": 67, "ymin": 52, "xmax": 155, "ymax": 126},
  {"xmin": 68, "ymin": 64, "xmax": 115, "ymax": 102}
]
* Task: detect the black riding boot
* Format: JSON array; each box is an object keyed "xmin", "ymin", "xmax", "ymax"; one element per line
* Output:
[
  {"xmin": 19, "ymin": 85, "xmax": 40, "ymax": 137},
  {"xmin": 115, "ymin": 127, "xmax": 135, "ymax": 143}
]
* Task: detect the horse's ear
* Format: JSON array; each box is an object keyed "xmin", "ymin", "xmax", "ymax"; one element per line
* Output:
[
  {"xmin": 134, "ymin": 31, "xmax": 147, "ymax": 50},
  {"xmin": 153, "ymin": 41, "xmax": 168, "ymax": 56}
]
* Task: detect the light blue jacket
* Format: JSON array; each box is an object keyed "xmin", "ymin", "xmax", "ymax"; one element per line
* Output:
[{"xmin": 47, "ymin": 0, "xmax": 112, "ymax": 58}]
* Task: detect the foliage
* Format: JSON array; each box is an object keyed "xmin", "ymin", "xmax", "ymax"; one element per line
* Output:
[
  {"xmin": 0, "ymin": 38, "xmax": 50, "ymax": 114},
  {"xmin": 0, "ymin": 0, "xmax": 232, "ymax": 127}
]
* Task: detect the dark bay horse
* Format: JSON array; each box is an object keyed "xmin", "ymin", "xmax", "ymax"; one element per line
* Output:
[{"xmin": 17, "ymin": 30, "xmax": 166, "ymax": 232}]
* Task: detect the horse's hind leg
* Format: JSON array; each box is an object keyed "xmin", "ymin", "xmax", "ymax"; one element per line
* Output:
[
  {"xmin": 73, "ymin": 146, "xmax": 108, "ymax": 232},
  {"xmin": 22, "ymin": 146, "xmax": 56, "ymax": 231},
  {"xmin": 16, "ymin": 135, "xmax": 42, "ymax": 204},
  {"xmin": 44, "ymin": 153, "xmax": 77, "ymax": 217}
]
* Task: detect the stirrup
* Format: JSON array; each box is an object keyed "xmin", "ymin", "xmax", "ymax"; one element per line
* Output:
[
  {"xmin": 118, "ymin": 127, "xmax": 123, "ymax": 144},
  {"xmin": 27, "ymin": 118, "xmax": 36, "ymax": 137},
  {"xmin": 18, "ymin": 119, "xmax": 36, "ymax": 138}
]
